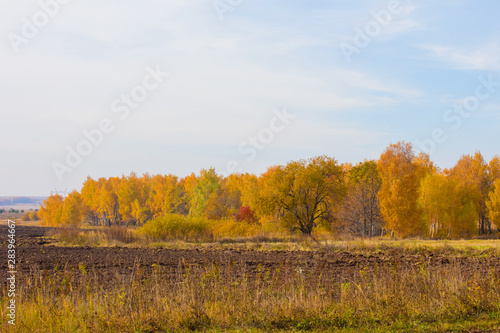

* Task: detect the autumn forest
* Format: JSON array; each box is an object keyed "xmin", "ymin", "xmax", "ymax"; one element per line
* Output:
[{"xmin": 37, "ymin": 141, "xmax": 500, "ymax": 239}]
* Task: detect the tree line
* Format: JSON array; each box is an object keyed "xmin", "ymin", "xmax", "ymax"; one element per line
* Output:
[{"xmin": 39, "ymin": 142, "xmax": 500, "ymax": 238}]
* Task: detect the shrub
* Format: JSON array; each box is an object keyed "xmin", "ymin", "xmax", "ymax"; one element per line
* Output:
[
  {"xmin": 236, "ymin": 206, "xmax": 258, "ymax": 224},
  {"xmin": 105, "ymin": 226, "xmax": 138, "ymax": 243},
  {"xmin": 140, "ymin": 214, "xmax": 275, "ymax": 242},
  {"xmin": 22, "ymin": 211, "xmax": 39, "ymax": 221},
  {"xmin": 211, "ymin": 219, "xmax": 260, "ymax": 238},
  {"xmin": 141, "ymin": 214, "xmax": 212, "ymax": 242},
  {"xmin": 51, "ymin": 228, "xmax": 90, "ymax": 246}
]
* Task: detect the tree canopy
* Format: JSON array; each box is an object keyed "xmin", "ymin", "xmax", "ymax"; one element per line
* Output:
[{"xmin": 39, "ymin": 144, "xmax": 500, "ymax": 239}]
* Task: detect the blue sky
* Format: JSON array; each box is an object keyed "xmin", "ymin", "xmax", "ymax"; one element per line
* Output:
[{"xmin": 1, "ymin": 0, "xmax": 500, "ymax": 196}]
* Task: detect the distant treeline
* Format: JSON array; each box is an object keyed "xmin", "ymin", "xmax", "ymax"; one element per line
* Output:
[
  {"xmin": 39, "ymin": 141, "xmax": 500, "ymax": 239},
  {"xmin": 0, "ymin": 196, "xmax": 46, "ymax": 206}
]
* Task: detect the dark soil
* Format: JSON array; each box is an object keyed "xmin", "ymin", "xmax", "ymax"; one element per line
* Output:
[{"xmin": 2, "ymin": 225, "xmax": 500, "ymax": 289}]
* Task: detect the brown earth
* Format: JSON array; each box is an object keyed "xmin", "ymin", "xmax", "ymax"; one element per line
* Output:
[{"xmin": 2, "ymin": 225, "xmax": 500, "ymax": 289}]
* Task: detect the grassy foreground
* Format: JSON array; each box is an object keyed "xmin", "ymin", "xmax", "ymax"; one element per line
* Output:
[
  {"xmin": 2, "ymin": 223, "xmax": 500, "ymax": 332},
  {"xmin": 1, "ymin": 246, "xmax": 500, "ymax": 331},
  {"xmin": 49, "ymin": 225, "xmax": 500, "ymax": 256},
  {"xmin": 2, "ymin": 262, "xmax": 500, "ymax": 332}
]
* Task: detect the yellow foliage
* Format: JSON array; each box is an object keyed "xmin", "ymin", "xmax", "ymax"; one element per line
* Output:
[
  {"xmin": 377, "ymin": 142, "xmax": 426, "ymax": 237},
  {"xmin": 39, "ymin": 194, "xmax": 64, "ymax": 226},
  {"xmin": 486, "ymin": 179, "xmax": 500, "ymax": 229}
]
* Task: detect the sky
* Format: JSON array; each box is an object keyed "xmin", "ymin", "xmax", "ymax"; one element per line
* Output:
[{"xmin": 1, "ymin": 0, "xmax": 500, "ymax": 196}]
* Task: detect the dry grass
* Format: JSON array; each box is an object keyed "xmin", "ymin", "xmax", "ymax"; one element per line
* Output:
[
  {"xmin": 315, "ymin": 238, "xmax": 500, "ymax": 257},
  {"xmin": 4, "ymin": 224, "xmax": 500, "ymax": 332},
  {"xmin": 48, "ymin": 226, "xmax": 140, "ymax": 247},
  {"xmin": 47, "ymin": 225, "xmax": 500, "ymax": 258},
  {"xmin": 140, "ymin": 214, "xmax": 285, "ymax": 243},
  {"xmin": 2, "ymin": 260, "xmax": 499, "ymax": 332},
  {"xmin": 0, "ymin": 212, "xmax": 24, "ymax": 224}
]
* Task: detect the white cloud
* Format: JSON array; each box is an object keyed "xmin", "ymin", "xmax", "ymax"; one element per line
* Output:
[
  {"xmin": 0, "ymin": 0, "xmax": 451, "ymax": 195},
  {"xmin": 421, "ymin": 43, "xmax": 500, "ymax": 70}
]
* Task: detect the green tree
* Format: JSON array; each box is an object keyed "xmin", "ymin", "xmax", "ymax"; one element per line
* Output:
[
  {"xmin": 189, "ymin": 168, "xmax": 220, "ymax": 217},
  {"xmin": 205, "ymin": 176, "xmax": 242, "ymax": 220}
]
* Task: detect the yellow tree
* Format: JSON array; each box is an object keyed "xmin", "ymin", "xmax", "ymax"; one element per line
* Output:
[
  {"xmin": 98, "ymin": 179, "xmax": 119, "ymax": 226},
  {"xmin": 81, "ymin": 176, "xmax": 100, "ymax": 226},
  {"xmin": 149, "ymin": 174, "xmax": 182, "ymax": 217},
  {"xmin": 116, "ymin": 173, "xmax": 143, "ymax": 224},
  {"xmin": 451, "ymin": 186, "xmax": 478, "ymax": 238},
  {"xmin": 419, "ymin": 173, "xmax": 477, "ymax": 238},
  {"xmin": 39, "ymin": 194, "xmax": 64, "ymax": 226},
  {"xmin": 226, "ymin": 173, "xmax": 260, "ymax": 222},
  {"xmin": 258, "ymin": 156, "xmax": 346, "ymax": 235},
  {"xmin": 489, "ymin": 156, "xmax": 500, "ymax": 181},
  {"xmin": 486, "ymin": 179, "xmax": 500, "ymax": 230},
  {"xmin": 419, "ymin": 173, "xmax": 450, "ymax": 238},
  {"xmin": 487, "ymin": 157, "xmax": 500, "ymax": 232},
  {"xmin": 448, "ymin": 152, "xmax": 489, "ymax": 234},
  {"xmin": 255, "ymin": 166, "xmax": 280, "ymax": 218},
  {"xmin": 60, "ymin": 191, "xmax": 85, "ymax": 227},
  {"xmin": 414, "ymin": 152, "xmax": 438, "ymax": 179},
  {"xmin": 240, "ymin": 174, "xmax": 259, "ymax": 216},
  {"xmin": 132, "ymin": 174, "xmax": 153, "ymax": 224},
  {"xmin": 377, "ymin": 142, "xmax": 426, "ymax": 237},
  {"xmin": 178, "ymin": 172, "xmax": 197, "ymax": 215}
]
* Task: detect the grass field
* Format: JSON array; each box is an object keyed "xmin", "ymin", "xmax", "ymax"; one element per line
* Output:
[
  {"xmin": 1, "ymin": 223, "xmax": 500, "ymax": 332},
  {"xmin": 47, "ymin": 224, "xmax": 500, "ymax": 255},
  {"xmin": 0, "ymin": 212, "xmax": 24, "ymax": 224}
]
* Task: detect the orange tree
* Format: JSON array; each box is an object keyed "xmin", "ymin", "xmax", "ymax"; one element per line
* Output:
[{"xmin": 377, "ymin": 142, "xmax": 427, "ymax": 237}]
